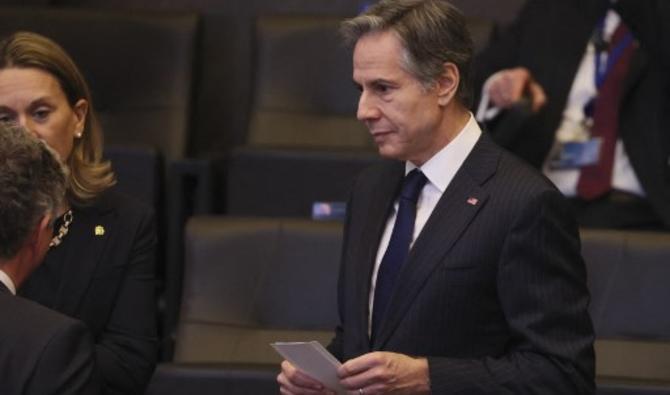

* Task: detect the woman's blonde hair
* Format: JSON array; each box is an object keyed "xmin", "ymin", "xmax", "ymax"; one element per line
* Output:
[{"xmin": 0, "ymin": 31, "xmax": 115, "ymax": 204}]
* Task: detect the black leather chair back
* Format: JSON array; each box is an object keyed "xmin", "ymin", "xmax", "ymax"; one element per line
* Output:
[
  {"xmin": 174, "ymin": 217, "xmax": 342, "ymax": 364},
  {"xmin": 0, "ymin": 7, "xmax": 199, "ymax": 160},
  {"xmin": 581, "ymin": 229, "xmax": 670, "ymax": 394}
]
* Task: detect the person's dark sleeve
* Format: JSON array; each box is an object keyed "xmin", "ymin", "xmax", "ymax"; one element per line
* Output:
[
  {"xmin": 27, "ymin": 319, "xmax": 100, "ymax": 395},
  {"xmin": 616, "ymin": 0, "xmax": 670, "ymax": 67},
  {"xmin": 472, "ymin": 0, "xmax": 537, "ymax": 102},
  {"xmin": 96, "ymin": 208, "xmax": 158, "ymax": 395},
  {"xmin": 427, "ymin": 189, "xmax": 595, "ymax": 395}
]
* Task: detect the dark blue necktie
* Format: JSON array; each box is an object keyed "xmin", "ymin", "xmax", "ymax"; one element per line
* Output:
[{"xmin": 371, "ymin": 169, "xmax": 428, "ymax": 341}]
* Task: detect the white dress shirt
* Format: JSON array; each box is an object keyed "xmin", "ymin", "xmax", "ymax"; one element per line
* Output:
[
  {"xmin": 477, "ymin": 10, "xmax": 644, "ymax": 197},
  {"xmin": 543, "ymin": 10, "xmax": 643, "ymax": 197},
  {"xmin": 368, "ymin": 113, "xmax": 482, "ymax": 332},
  {"xmin": 0, "ymin": 268, "xmax": 17, "ymax": 295}
]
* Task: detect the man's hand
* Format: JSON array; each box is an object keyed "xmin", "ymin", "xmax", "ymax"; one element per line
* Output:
[
  {"xmin": 487, "ymin": 67, "xmax": 547, "ymax": 112},
  {"xmin": 277, "ymin": 360, "xmax": 335, "ymax": 395},
  {"xmin": 337, "ymin": 352, "xmax": 430, "ymax": 395}
]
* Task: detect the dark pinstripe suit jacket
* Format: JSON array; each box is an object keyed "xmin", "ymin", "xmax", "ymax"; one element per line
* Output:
[
  {"xmin": 328, "ymin": 133, "xmax": 595, "ymax": 394},
  {"xmin": 0, "ymin": 283, "xmax": 99, "ymax": 394}
]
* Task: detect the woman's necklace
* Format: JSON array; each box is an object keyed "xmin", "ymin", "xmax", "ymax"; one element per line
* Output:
[{"xmin": 49, "ymin": 209, "xmax": 73, "ymax": 248}]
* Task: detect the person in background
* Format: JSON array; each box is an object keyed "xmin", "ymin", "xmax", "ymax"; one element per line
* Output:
[
  {"xmin": 475, "ymin": 0, "xmax": 670, "ymax": 230},
  {"xmin": 0, "ymin": 31, "xmax": 157, "ymax": 394},
  {"xmin": 278, "ymin": 0, "xmax": 594, "ymax": 394},
  {"xmin": 0, "ymin": 124, "xmax": 99, "ymax": 395}
]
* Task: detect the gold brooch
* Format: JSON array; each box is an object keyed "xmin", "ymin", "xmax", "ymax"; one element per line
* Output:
[{"xmin": 95, "ymin": 225, "xmax": 105, "ymax": 236}]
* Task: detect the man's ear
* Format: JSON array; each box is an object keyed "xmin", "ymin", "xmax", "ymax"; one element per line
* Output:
[
  {"xmin": 26, "ymin": 215, "xmax": 52, "ymax": 262},
  {"xmin": 436, "ymin": 62, "xmax": 460, "ymax": 106},
  {"xmin": 9, "ymin": 215, "xmax": 52, "ymax": 288}
]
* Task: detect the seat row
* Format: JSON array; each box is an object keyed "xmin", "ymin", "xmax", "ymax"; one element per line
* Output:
[{"xmin": 146, "ymin": 217, "xmax": 670, "ymax": 395}]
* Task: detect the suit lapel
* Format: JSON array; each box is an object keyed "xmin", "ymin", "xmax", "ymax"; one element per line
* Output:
[
  {"xmin": 372, "ymin": 134, "xmax": 500, "ymax": 349},
  {"xmin": 56, "ymin": 195, "xmax": 116, "ymax": 314},
  {"xmin": 622, "ymin": 44, "xmax": 647, "ymax": 104},
  {"xmin": 354, "ymin": 162, "xmax": 404, "ymax": 343}
]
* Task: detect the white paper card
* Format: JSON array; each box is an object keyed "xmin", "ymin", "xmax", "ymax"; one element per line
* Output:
[{"xmin": 271, "ymin": 340, "xmax": 345, "ymax": 394}]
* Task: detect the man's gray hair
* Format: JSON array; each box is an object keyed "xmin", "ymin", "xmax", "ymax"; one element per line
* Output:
[
  {"xmin": 341, "ymin": 0, "xmax": 474, "ymax": 106},
  {"xmin": 0, "ymin": 124, "xmax": 67, "ymax": 259}
]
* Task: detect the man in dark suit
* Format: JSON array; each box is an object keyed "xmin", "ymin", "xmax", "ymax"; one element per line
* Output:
[
  {"xmin": 0, "ymin": 125, "xmax": 99, "ymax": 394},
  {"xmin": 278, "ymin": 1, "xmax": 594, "ymax": 394},
  {"xmin": 475, "ymin": 0, "xmax": 670, "ymax": 230}
]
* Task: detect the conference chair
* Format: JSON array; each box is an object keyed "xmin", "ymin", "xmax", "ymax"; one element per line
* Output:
[
  {"xmin": 581, "ymin": 229, "xmax": 670, "ymax": 395},
  {"xmin": 147, "ymin": 216, "xmax": 343, "ymax": 394}
]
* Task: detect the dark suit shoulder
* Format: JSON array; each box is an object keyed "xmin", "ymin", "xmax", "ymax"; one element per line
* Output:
[
  {"xmin": 73, "ymin": 187, "xmax": 156, "ymax": 250},
  {"xmin": 460, "ymin": 133, "xmax": 574, "ymax": 234},
  {"xmin": 496, "ymin": 146, "xmax": 558, "ymax": 193},
  {"xmin": 0, "ymin": 293, "xmax": 96, "ymax": 395},
  {"xmin": 0, "ymin": 293, "xmax": 83, "ymax": 337},
  {"xmin": 468, "ymin": 132, "xmax": 558, "ymax": 194},
  {"xmin": 80, "ymin": 186, "xmax": 154, "ymax": 223}
]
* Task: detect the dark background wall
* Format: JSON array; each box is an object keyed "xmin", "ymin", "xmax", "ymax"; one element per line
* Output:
[{"xmin": 0, "ymin": 0, "xmax": 526, "ymax": 156}]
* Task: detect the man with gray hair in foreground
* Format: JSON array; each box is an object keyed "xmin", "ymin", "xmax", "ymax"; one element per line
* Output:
[
  {"xmin": 0, "ymin": 125, "xmax": 99, "ymax": 394},
  {"xmin": 278, "ymin": 0, "xmax": 594, "ymax": 394}
]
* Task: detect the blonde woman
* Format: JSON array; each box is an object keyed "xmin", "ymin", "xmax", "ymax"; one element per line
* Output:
[{"xmin": 0, "ymin": 31, "xmax": 157, "ymax": 394}]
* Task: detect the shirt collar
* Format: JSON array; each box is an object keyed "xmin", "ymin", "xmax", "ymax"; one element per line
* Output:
[
  {"xmin": 0, "ymin": 269, "xmax": 16, "ymax": 295},
  {"xmin": 603, "ymin": 9, "xmax": 621, "ymax": 41},
  {"xmin": 406, "ymin": 113, "xmax": 482, "ymax": 193}
]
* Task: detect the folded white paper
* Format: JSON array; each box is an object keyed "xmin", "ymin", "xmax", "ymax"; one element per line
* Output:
[{"xmin": 271, "ymin": 340, "xmax": 346, "ymax": 394}]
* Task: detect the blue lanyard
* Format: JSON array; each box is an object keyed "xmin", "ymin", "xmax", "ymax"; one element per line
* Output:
[
  {"xmin": 593, "ymin": 17, "xmax": 634, "ymax": 89},
  {"xmin": 584, "ymin": 16, "xmax": 633, "ymax": 119}
]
